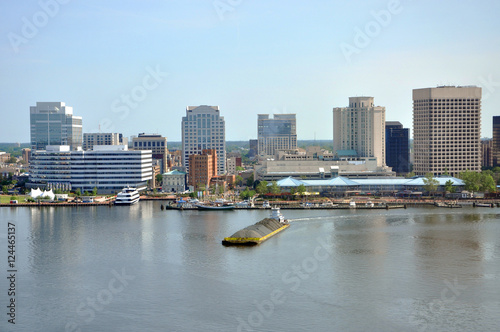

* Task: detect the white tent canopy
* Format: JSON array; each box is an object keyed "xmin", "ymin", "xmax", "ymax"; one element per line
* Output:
[{"xmin": 30, "ymin": 188, "xmax": 55, "ymax": 200}]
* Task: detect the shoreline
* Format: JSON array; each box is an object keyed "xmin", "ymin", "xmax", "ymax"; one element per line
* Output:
[{"xmin": 1, "ymin": 199, "xmax": 499, "ymax": 209}]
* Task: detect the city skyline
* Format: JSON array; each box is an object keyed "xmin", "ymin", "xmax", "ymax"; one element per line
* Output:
[{"xmin": 2, "ymin": 1, "xmax": 499, "ymax": 142}]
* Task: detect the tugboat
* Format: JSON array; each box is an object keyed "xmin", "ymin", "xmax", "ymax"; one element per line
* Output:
[{"xmin": 222, "ymin": 207, "xmax": 289, "ymax": 246}]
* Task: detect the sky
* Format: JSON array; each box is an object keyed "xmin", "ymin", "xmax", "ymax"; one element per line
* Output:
[{"xmin": 1, "ymin": 0, "xmax": 499, "ymax": 143}]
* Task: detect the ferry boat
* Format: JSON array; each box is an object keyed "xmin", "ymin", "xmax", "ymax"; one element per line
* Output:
[{"xmin": 115, "ymin": 187, "xmax": 140, "ymax": 205}]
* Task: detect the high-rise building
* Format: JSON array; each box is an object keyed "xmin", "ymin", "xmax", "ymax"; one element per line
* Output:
[
  {"xmin": 21, "ymin": 148, "xmax": 31, "ymax": 164},
  {"xmin": 493, "ymin": 116, "xmax": 500, "ymax": 167},
  {"xmin": 385, "ymin": 121, "xmax": 410, "ymax": 174},
  {"xmin": 132, "ymin": 133, "xmax": 168, "ymax": 173},
  {"xmin": 188, "ymin": 149, "xmax": 217, "ymax": 189},
  {"xmin": 257, "ymin": 114, "xmax": 297, "ymax": 156},
  {"xmin": 333, "ymin": 97, "xmax": 386, "ymax": 166},
  {"xmin": 413, "ymin": 86, "xmax": 481, "ymax": 176},
  {"xmin": 28, "ymin": 145, "xmax": 152, "ymax": 194},
  {"xmin": 481, "ymin": 139, "xmax": 493, "ymax": 168},
  {"xmin": 83, "ymin": 133, "xmax": 127, "ymax": 151},
  {"xmin": 30, "ymin": 102, "xmax": 82, "ymax": 150},
  {"xmin": 248, "ymin": 139, "xmax": 258, "ymax": 158},
  {"xmin": 182, "ymin": 106, "xmax": 226, "ymax": 174}
]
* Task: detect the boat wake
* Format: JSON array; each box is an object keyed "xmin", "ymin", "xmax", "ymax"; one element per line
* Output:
[{"xmin": 288, "ymin": 216, "xmax": 335, "ymax": 222}]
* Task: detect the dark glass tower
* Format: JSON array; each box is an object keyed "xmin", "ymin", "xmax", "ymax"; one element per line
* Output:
[{"xmin": 385, "ymin": 121, "xmax": 410, "ymax": 174}]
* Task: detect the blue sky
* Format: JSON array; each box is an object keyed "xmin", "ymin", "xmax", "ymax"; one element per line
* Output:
[{"xmin": 1, "ymin": 0, "xmax": 499, "ymax": 143}]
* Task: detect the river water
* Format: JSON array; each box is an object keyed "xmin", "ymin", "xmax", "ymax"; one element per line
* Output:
[{"xmin": 0, "ymin": 203, "xmax": 499, "ymax": 332}]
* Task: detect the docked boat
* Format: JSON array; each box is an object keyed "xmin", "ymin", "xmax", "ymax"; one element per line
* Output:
[
  {"xmin": 195, "ymin": 202, "xmax": 235, "ymax": 210},
  {"xmin": 115, "ymin": 187, "xmax": 140, "ymax": 205},
  {"xmin": 222, "ymin": 207, "xmax": 289, "ymax": 246},
  {"xmin": 261, "ymin": 201, "xmax": 271, "ymax": 208},
  {"xmin": 349, "ymin": 200, "xmax": 356, "ymax": 208},
  {"xmin": 365, "ymin": 201, "xmax": 374, "ymax": 208}
]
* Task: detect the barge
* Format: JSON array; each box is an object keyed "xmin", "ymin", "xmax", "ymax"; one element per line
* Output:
[{"xmin": 222, "ymin": 207, "xmax": 289, "ymax": 246}]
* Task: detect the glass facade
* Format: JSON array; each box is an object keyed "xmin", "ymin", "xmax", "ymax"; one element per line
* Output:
[
  {"xmin": 385, "ymin": 122, "xmax": 410, "ymax": 174},
  {"xmin": 30, "ymin": 102, "xmax": 82, "ymax": 151}
]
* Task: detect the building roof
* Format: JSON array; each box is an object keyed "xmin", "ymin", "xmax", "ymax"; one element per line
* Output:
[
  {"xmin": 164, "ymin": 170, "xmax": 186, "ymax": 175},
  {"xmin": 277, "ymin": 176, "xmax": 464, "ymax": 187}
]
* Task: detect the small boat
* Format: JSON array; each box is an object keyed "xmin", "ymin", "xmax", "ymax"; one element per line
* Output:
[
  {"xmin": 115, "ymin": 187, "xmax": 140, "ymax": 205},
  {"xmin": 195, "ymin": 202, "xmax": 235, "ymax": 210},
  {"xmin": 475, "ymin": 203, "xmax": 492, "ymax": 207},
  {"xmin": 365, "ymin": 201, "xmax": 374, "ymax": 208},
  {"xmin": 236, "ymin": 200, "xmax": 252, "ymax": 207},
  {"xmin": 349, "ymin": 200, "xmax": 356, "ymax": 208},
  {"xmin": 261, "ymin": 201, "xmax": 271, "ymax": 209}
]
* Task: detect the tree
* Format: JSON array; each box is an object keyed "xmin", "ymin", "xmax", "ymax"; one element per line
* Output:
[
  {"xmin": 459, "ymin": 170, "xmax": 481, "ymax": 193},
  {"xmin": 75, "ymin": 188, "xmax": 81, "ymax": 196},
  {"xmin": 480, "ymin": 173, "xmax": 496, "ymax": 193},
  {"xmin": 405, "ymin": 171, "xmax": 416, "ymax": 178},
  {"xmin": 297, "ymin": 184, "xmax": 307, "ymax": 195},
  {"xmin": 444, "ymin": 180, "xmax": 455, "ymax": 193},
  {"xmin": 240, "ymin": 187, "xmax": 251, "ymax": 200},
  {"xmin": 236, "ymin": 166, "xmax": 245, "ymax": 171},
  {"xmin": 156, "ymin": 174, "xmax": 163, "ymax": 185},
  {"xmin": 246, "ymin": 174, "xmax": 254, "ymax": 187},
  {"xmin": 269, "ymin": 181, "xmax": 281, "ymax": 194},
  {"xmin": 2, "ymin": 185, "xmax": 8, "ymax": 194},
  {"xmin": 256, "ymin": 180, "xmax": 268, "ymax": 195},
  {"xmin": 423, "ymin": 173, "xmax": 438, "ymax": 194},
  {"xmin": 443, "ymin": 168, "xmax": 449, "ymax": 176},
  {"xmin": 7, "ymin": 156, "xmax": 17, "ymax": 164},
  {"xmin": 235, "ymin": 175, "xmax": 244, "ymax": 186},
  {"xmin": 83, "ymin": 191, "xmax": 90, "ymax": 196},
  {"xmin": 92, "ymin": 187, "xmax": 98, "ymax": 196}
]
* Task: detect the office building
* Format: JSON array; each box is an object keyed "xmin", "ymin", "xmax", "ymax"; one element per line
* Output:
[
  {"xmin": 385, "ymin": 121, "xmax": 410, "ymax": 174},
  {"xmin": 333, "ymin": 97, "xmax": 386, "ymax": 166},
  {"xmin": 28, "ymin": 145, "xmax": 152, "ymax": 194},
  {"xmin": 83, "ymin": 133, "xmax": 127, "ymax": 151},
  {"xmin": 188, "ymin": 149, "xmax": 217, "ymax": 189},
  {"xmin": 413, "ymin": 86, "xmax": 481, "ymax": 176},
  {"xmin": 257, "ymin": 114, "xmax": 297, "ymax": 156},
  {"xmin": 162, "ymin": 170, "xmax": 186, "ymax": 193},
  {"xmin": 226, "ymin": 156, "xmax": 242, "ymax": 174},
  {"xmin": 182, "ymin": 105, "xmax": 226, "ymax": 174},
  {"xmin": 30, "ymin": 102, "xmax": 82, "ymax": 150},
  {"xmin": 248, "ymin": 139, "xmax": 258, "ymax": 158},
  {"xmin": 132, "ymin": 133, "xmax": 168, "ymax": 173},
  {"xmin": 493, "ymin": 116, "xmax": 500, "ymax": 167},
  {"xmin": 22, "ymin": 148, "xmax": 31, "ymax": 164},
  {"xmin": 481, "ymin": 140, "xmax": 493, "ymax": 168}
]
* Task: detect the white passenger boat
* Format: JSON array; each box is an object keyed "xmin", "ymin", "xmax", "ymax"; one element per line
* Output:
[{"xmin": 115, "ymin": 187, "xmax": 140, "ymax": 205}]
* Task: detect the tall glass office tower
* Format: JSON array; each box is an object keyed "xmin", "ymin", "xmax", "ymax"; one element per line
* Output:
[
  {"xmin": 182, "ymin": 105, "xmax": 226, "ymax": 174},
  {"xmin": 30, "ymin": 102, "xmax": 83, "ymax": 150}
]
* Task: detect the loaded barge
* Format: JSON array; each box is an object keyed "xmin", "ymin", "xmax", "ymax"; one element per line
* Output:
[{"xmin": 222, "ymin": 207, "xmax": 290, "ymax": 246}]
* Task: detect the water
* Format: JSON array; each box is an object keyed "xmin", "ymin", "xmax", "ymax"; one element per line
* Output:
[{"xmin": 1, "ymin": 204, "xmax": 500, "ymax": 332}]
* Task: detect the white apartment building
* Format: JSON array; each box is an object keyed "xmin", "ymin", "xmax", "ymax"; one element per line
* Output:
[
  {"xmin": 182, "ymin": 105, "xmax": 226, "ymax": 174},
  {"xmin": 413, "ymin": 86, "xmax": 481, "ymax": 176},
  {"xmin": 28, "ymin": 145, "xmax": 152, "ymax": 194},
  {"xmin": 333, "ymin": 97, "xmax": 386, "ymax": 167},
  {"xmin": 30, "ymin": 102, "xmax": 83, "ymax": 150}
]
